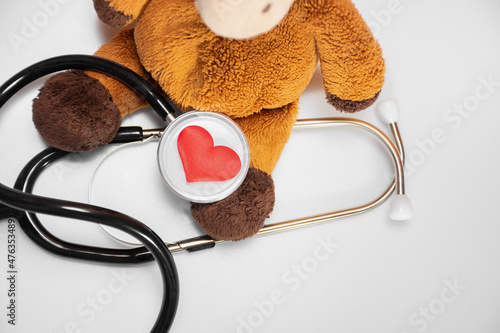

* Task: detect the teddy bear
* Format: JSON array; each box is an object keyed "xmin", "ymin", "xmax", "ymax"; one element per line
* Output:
[{"xmin": 32, "ymin": 0, "xmax": 385, "ymax": 241}]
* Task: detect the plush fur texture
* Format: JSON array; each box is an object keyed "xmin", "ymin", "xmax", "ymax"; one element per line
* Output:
[
  {"xmin": 234, "ymin": 102, "xmax": 299, "ymax": 175},
  {"xmin": 33, "ymin": 0, "xmax": 385, "ymax": 240},
  {"xmin": 131, "ymin": 0, "xmax": 384, "ymax": 177},
  {"xmin": 93, "ymin": 0, "xmax": 150, "ymax": 27},
  {"xmin": 33, "ymin": 70, "xmax": 121, "ymax": 152},
  {"xmin": 133, "ymin": 0, "xmax": 384, "ymax": 118},
  {"xmin": 86, "ymin": 28, "xmax": 152, "ymax": 117},
  {"xmin": 191, "ymin": 168, "xmax": 275, "ymax": 241},
  {"xmin": 93, "ymin": 0, "xmax": 131, "ymax": 28},
  {"xmin": 326, "ymin": 91, "xmax": 381, "ymax": 113}
]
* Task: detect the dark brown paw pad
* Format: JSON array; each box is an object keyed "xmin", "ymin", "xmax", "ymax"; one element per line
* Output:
[
  {"xmin": 93, "ymin": 0, "xmax": 133, "ymax": 28},
  {"xmin": 326, "ymin": 91, "xmax": 381, "ymax": 113},
  {"xmin": 33, "ymin": 70, "xmax": 121, "ymax": 152},
  {"xmin": 191, "ymin": 168, "xmax": 275, "ymax": 241}
]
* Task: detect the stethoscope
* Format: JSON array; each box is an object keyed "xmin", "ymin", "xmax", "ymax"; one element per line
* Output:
[{"xmin": 0, "ymin": 55, "xmax": 413, "ymax": 332}]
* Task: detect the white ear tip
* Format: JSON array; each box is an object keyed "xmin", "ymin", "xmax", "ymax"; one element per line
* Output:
[
  {"xmin": 389, "ymin": 194, "xmax": 413, "ymax": 221},
  {"xmin": 376, "ymin": 98, "xmax": 400, "ymax": 124}
]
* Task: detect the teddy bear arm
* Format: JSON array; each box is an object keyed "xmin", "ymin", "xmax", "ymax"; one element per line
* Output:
[
  {"xmin": 93, "ymin": 0, "xmax": 150, "ymax": 28},
  {"xmin": 86, "ymin": 28, "xmax": 153, "ymax": 117},
  {"xmin": 313, "ymin": 1, "xmax": 385, "ymax": 112}
]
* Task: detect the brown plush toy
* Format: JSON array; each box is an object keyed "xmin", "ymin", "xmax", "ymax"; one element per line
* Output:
[{"xmin": 32, "ymin": 0, "xmax": 385, "ymax": 241}]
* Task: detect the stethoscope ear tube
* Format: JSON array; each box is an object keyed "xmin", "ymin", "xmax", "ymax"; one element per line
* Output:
[{"xmin": 376, "ymin": 98, "xmax": 413, "ymax": 220}]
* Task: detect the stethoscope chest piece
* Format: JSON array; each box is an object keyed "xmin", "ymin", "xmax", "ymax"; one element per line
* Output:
[{"xmin": 158, "ymin": 111, "xmax": 250, "ymax": 203}]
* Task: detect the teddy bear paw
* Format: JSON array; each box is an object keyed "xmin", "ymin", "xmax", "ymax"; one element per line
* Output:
[
  {"xmin": 190, "ymin": 168, "xmax": 275, "ymax": 241},
  {"xmin": 326, "ymin": 91, "xmax": 381, "ymax": 113},
  {"xmin": 33, "ymin": 70, "xmax": 122, "ymax": 152}
]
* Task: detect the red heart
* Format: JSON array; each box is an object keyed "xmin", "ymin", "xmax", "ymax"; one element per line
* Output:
[{"xmin": 177, "ymin": 125, "xmax": 242, "ymax": 183}]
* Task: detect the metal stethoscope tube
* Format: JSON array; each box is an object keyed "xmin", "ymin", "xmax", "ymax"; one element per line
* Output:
[{"xmin": 166, "ymin": 112, "xmax": 412, "ymax": 253}]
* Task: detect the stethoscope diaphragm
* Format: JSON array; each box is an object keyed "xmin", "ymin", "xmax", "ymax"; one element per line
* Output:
[{"xmin": 158, "ymin": 111, "xmax": 250, "ymax": 204}]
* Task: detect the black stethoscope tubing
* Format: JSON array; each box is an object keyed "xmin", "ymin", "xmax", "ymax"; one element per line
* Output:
[
  {"xmin": 0, "ymin": 55, "xmax": 182, "ymax": 332},
  {"xmin": 0, "ymin": 54, "xmax": 177, "ymax": 120},
  {"xmin": 12, "ymin": 146, "xmax": 155, "ymax": 263}
]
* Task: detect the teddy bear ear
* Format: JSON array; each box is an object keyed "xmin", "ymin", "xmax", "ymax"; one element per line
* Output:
[
  {"xmin": 194, "ymin": 0, "xmax": 294, "ymax": 39},
  {"xmin": 93, "ymin": 0, "xmax": 150, "ymax": 28}
]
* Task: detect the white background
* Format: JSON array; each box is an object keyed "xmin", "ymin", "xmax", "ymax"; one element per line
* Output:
[{"xmin": 1, "ymin": 0, "xmax": 500, "ymax": 332}]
